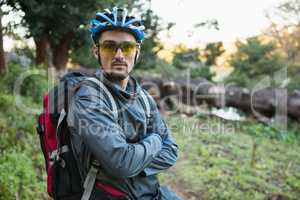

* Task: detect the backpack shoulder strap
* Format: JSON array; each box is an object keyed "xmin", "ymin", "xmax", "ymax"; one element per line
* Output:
[
  {"xmin": 140, "ymin": 89, "xmax": 152, "ymax": 120},
  {"xmin": 82, "ymin": 77, "xmax": 118, "ymax": 120},
  {"xmin": 76, "ymin": 77, "xmax": 119, "ymax": 200},
  {"xmin": 81, "ymin": 162, "xmax": 99, "ymax": 200}
]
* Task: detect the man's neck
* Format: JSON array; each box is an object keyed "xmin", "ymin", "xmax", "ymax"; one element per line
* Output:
[
  {"xmin": 115, "ymin": 76, "xmax": 130, "ymax": 91},
  {"xmin": 102, "ymin": 71, "xmax": 130, "ymax": 91}
]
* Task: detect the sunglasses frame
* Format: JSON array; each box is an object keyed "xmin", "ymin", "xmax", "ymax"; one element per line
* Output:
[{"xmin": 97, "ymin": 40, "xmax": 140, "ymax": 56}]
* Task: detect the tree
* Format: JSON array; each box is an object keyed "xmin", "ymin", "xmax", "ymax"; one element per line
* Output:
[
  {"xmin": 265, "ymin": 0, "xmax": 300, "ymax": 64},
  {"xmin": 202, "ymin": 41, "xmax": 225, "ymax": 66},
  {"xmin": 0, "ymin": 6, "xmax": 6, "ymax": 74},
  {"xmin": 264, "ymin": 0, "xmax": 300, "ymax": 91},
  {"xmin": 172, "ymin": 44, "xmax": 201, "ymax": 70},
  {"xmin": 69, "ymin": 33, "xmax": 98, "ymax": 69},
  {"xmin": 171, "ymin": 44, "xmax": 213, "ymax": 80},
  {"xmin": 135, "ymin": 7, "xmax": 164, "ymax": 69},
  {"xmin": 226, "ymin": 37, "xmax": 285, "ymax": 87},
  {"xmin": 5, "ymin": 0, "xmax": 128, "ymax": 70}
]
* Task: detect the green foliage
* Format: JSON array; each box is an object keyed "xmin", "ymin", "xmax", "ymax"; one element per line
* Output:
[
  {"xmin": 287, "ymin": 63, "xmax": 300, "ymax": 91},
  {"xmin": 224, "ymin": 70, "xmax": 250, "ymax": 87},
  {"xmin": 172, "ymin": 45, "xmax": 202, "ymax": 70},
  {"xmin": 135, "ymin": 8, "xmax": 164, "ymax": 69},
  {"xmin": 170, "ymin": 45, "xmax": 213, "ymax": 80},
  {"xmin": 70, "ymin": 37, "xmax": 98, "ymax": 69},
  {"xmin": 160, "ymin": 115, "xmax": 300, "ymax": 200},
  {"xmin": 13, "ymin": 45, "xmax": 35, "ymax": 62},
  {"xmin": 0, "ymin": 94, "xmax": 40, "ymax": 151},
  {"xmin": 5, "ymin": 0, "xmax": 120, "ymax": 41},
  {"xmin": 5, "ymin": 0, "xmax": 132, "ymax": 68},
  {"xmin": 0, "ymin": 82, "xmax": 45, "ymax": 199},
  {"xmin": 241, "ymin": 120, "xmax": 299, "ymax": 142},
  {"xmin": 133, "ymin": 58, "xmax": 179, "ymax": 79},
  {"xmin": 0, "ymin": 149, "xmax": 45, "ymax": 200},
  {"xmin": 190, "ymin": 66, "xmax": 212, "ymax": 80},
  {"xmin": 134, "ymin": 55, "xmax": 213, "ymax": 80},
  {"xmin": 226, "ymin": 37, "xmax": 286, "ymax": 87},
  {"xmin": 0, "ymin": 64, "xmax": 48, "ymax": 102},
  {"xmin": 0, "ymin": 63, "xmax": 23, "ymax": 93},
  {"xmin": 203, "ymin": 41, "xmax": 225, "ymax": 66},
  {"xmin": 21, "ymin": 72, "xmax": 48, "ymax": 103},
  {"xmin": 149, "ymin": 59, "xmax": 178, "ymax": 78}
]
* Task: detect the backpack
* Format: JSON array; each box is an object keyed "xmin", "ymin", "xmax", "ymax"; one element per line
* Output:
[{"xmin": 36, "ymin": 72, "xmax": 152, "ymax": 200}]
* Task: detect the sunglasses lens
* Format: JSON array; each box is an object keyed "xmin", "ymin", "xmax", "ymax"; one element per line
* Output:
[
  {"xmin": 99, "ymin": 41, "xmax": 118, "ymax": 54},
  {"xmin": 120, "ymin": 42, "xmax": 137, "ymax": 55}
]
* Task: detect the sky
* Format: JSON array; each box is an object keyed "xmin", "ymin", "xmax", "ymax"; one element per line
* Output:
[
  {"xmin": 150, "ymin": 0, "xmax": 287, "ymax": 47},
  {"xmin": 3, "ymin": 0, "xmax": 287, "ymax": 51}
]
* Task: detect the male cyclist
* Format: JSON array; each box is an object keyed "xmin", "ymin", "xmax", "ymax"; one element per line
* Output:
[{"xmin": 67, "ymin": 7, "xmax": 181, "ymax": 200}]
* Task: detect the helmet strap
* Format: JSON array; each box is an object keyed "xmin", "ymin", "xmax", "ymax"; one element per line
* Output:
[
  {"xmin": 134, "ymin": 50, "xmax": 140, "ymax": 65},
  {"xmin": 96, "ymin": 45, "xmax": 103, "ymax": 66}
]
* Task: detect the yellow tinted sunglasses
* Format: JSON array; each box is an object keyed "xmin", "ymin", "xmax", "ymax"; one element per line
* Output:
[{"xmin": 98, "ymin": 40, "xmax": 139, "ymax": 56}]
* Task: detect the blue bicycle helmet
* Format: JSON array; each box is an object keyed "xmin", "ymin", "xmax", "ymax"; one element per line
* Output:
[{"xmin": 89, "ymin": 7, "xmax": 145, "ymax": 43}]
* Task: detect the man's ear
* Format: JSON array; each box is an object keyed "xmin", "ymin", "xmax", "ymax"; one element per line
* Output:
[
  {"xmin": 135, "ymin": 46, "xmax": 141, "ymax": 63},
  {"xmin": 93, "ymin": 44, "xmax": 102, "ymax": 66},
  {"xmin": 92, "ymin": 44, "xmax": 99, "ymax": 59}
]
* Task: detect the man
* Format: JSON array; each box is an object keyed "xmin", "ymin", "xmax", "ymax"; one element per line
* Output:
[{"xmin": 67, "ymin": 7, "xmax": 181, "ymax": 200}]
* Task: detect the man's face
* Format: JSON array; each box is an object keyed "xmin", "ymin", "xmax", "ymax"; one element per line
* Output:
[{"xmin": 96, "ymin": 30, "xmax": 139, "ymax": 80}]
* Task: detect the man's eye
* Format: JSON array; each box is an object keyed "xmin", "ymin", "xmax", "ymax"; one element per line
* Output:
[
  {"xmin": 101, "ymin": 42, "xmax": 118, "ymax": 51},
  {"xmin": 121, "ymin": 42, "xmax": 136, "ymax": 52}
]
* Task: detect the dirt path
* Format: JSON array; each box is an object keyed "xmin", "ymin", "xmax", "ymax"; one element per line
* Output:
[{"xmin": 167, "ymin": 181, "xmax": 201, "ymax": 200}]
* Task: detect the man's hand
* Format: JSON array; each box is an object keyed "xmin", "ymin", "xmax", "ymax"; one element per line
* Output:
[
  {"xmin": 142, "ymin": 132, "xmax": 173, "ymax": 146},
  {"xmin": 162, "ymin": 136, "xmax": 173, "ymax": 146},
  {"xmin": 142, "ymin": 132, "xmax": 162, "ymax": 143}
]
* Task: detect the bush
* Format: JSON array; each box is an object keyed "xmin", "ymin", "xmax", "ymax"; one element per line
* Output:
[
  {"xmin": 0, "ymin": 64, "xmax": 24, "ymax": 93},
  {"xmin": 0, "ymin": 64, "xmax": 48, "ymax": 103},
  {"xmin": 134, "ymin": 59, "xmax": 180, "ymax": 79},
  {"xmin": 0, "ymin": 149, "xmax": 46, "ymax": 200},
  {"xmin": 21, "ymin": 72, "xmax": 48, "ymax": 103},
  {"xmin": 0, "ymin": 77, "xmax": 46, "ymax": 200},
  {"xmin": 190, "ymin": 66, "xmax": 212, "ymax": 80},
  {"xmin": 226, "ymin": 37, "xmax": 286, "ymax": 88},
  {"xmin": 287, "ymin": 64, "xmax": 300, "ymax": 91},
  {"xmin": 240, "ymin": 119, "xmax": 299, "ymax": 142}
]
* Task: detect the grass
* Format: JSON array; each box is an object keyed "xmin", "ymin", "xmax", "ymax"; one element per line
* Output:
[
  {"xmin": 0, "ymin": 94, "xmax": 46, "ymax": 200},
  {"xmin": 160, "ymin": 114, "xmax": 300, "ymax": 200}
]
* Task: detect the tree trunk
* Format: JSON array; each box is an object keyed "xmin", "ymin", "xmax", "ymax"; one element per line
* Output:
[
  {"xmin": 0, "ymin": 8, "xmax": 6, "ymax": 74},
  {"xmin": 52, "ymin": 32, "xmax": 74, "ymax": 70},
  {"xmin": 34, "ymin": 34, "xmax": 50, "ymax": 66}
]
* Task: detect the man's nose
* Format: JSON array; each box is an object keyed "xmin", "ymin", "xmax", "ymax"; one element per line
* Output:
[{"xmin": 115, "ymin": 48, "xmax": 125, "ymax": 58}]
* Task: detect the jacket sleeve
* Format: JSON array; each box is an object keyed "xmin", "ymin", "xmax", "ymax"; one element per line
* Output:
[
  {"xmin": 141, "ymin": 93, "xmax": 179, "ymax": 176},
  {"xmin": 67, "ymin": 85, "xmax": 162, "ymax": 179}
]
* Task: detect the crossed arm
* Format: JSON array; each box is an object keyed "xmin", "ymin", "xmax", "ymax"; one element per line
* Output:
[
  {"xmin": 140, "ymin": 95, "xmax": 178, "ymax": 176},
  {"xmin": 67, "ymin": 85, "xmax": 178, "ymax": 178}
]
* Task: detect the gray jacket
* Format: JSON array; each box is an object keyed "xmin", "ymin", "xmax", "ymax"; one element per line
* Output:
[{"xmin": 67, "ymin": 70, "xmax": 178, "ymax": 200}]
